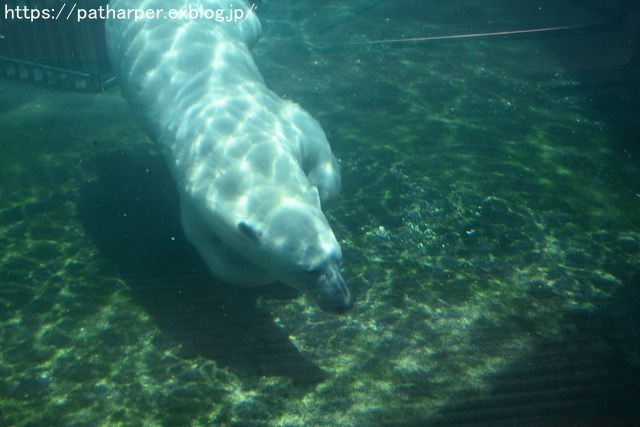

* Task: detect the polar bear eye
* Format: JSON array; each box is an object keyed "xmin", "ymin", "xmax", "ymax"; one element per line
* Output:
[{"xmin": 238, "ymin": 221, "xmax": 261, "ymax": 241}]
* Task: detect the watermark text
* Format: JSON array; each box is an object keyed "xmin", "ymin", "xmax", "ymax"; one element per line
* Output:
[{"xmin": 3, "ymin": 3, "xmax": 256, "ymax": 23}]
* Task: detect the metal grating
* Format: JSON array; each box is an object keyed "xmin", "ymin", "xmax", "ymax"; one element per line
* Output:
[{"xmin": 0, "ymin": 0, "xmax": 115, "ymax": 92}]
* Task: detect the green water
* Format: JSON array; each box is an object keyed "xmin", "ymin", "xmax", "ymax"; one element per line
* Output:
[{"xmin": 1, "ymin": 0, "xmax": 639, "ymax": 425}]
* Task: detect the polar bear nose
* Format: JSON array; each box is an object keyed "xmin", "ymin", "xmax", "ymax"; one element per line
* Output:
[
  {"xmin": 315, "ymin": 268, "xmax": 352, "ymax": 314},
  {"xmin": 321, "ymin": 292, "xmax": 353, "ymax": 314}
]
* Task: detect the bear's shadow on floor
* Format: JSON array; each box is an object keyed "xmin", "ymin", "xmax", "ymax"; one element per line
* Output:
[{"xmin": 78, "ymin": 148, "xmax": 327, "ymax": 384}]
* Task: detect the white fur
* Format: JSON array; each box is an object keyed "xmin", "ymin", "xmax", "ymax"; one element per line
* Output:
[{"xmin": 106, "ymin": 0, "xmax": 351, "ymax": 312}]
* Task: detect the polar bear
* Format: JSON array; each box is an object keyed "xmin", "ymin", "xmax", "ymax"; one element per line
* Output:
[{"xmin": 106, "ymin": 0, "xmax": 352, "ymax": 312}]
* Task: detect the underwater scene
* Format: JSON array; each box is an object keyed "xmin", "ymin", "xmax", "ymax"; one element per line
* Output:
[{"xmin": 1, "ymin": 0, "xmax": 639, "ymax": 425}]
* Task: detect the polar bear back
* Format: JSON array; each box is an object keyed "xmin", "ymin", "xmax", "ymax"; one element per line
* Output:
[{"xmin": 106, "ymin": 0, "xmax": 341, "ymax": 208}]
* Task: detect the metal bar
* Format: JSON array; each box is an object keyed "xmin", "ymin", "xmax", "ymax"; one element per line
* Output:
[{"xmin": 0, "ymin": 54, "xmax": 93, "ymax": 78}]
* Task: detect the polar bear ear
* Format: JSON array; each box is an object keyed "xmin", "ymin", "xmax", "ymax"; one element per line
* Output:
[{"xmin": 238, "ymin": 221, "xmax": 261, "ymax": 241}]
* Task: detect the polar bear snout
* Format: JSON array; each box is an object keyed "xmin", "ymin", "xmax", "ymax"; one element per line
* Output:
[{"xmin": 310, "ymin": 264, "xmax": 353, "ymax": 314}]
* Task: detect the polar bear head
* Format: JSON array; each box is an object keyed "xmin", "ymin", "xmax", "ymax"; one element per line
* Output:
[{"xmin": 235, "ymin": 191, "xmax": 352, "ymax": 314}]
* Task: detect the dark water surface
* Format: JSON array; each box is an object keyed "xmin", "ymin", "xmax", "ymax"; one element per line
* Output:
[{"xmin": 1, "ymin": 0, "xmax": 639, "ymax": 425}]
